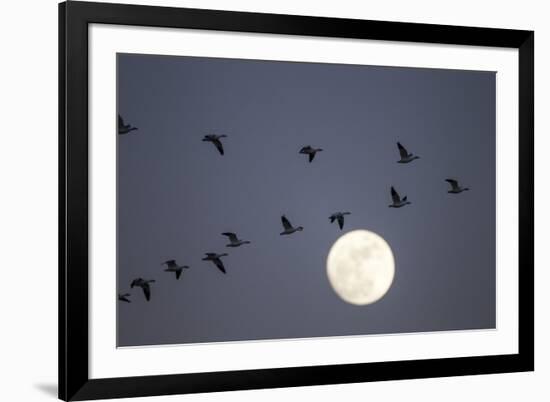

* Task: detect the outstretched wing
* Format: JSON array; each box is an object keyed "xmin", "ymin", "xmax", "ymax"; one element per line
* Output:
[
  {"xmin": 445, "ymin": 179, "xmax": 459, "ymax": 190},
  {"xmin": 281, "ymin": 215, "xmax": 292, "ymax": 230},
  {"xmin": 391, "ymin": 186, "xmax": 401, "ymax": 204},
  {"xmin": 213, "ymin": 258, "xmax": 226, "ymax": 274},
  {"xmin": 176, "ymin": 269, "xmax": 182, "ymax": 280},
  {"xmin": 212, "ymin": 139, "xmax": 224, "ymax": 155},
  {"xmin": 299, "ymin": 146, "xmax": 311, "ymax": 154},
  {"xmin": 222, "ymin": 232, "xmax": 238, "ymax": 243},
  {"xmin": 118, "ymin": 294, "xmax": 131, "ymax": 303},
  {"xmin": 329, "ymin": 215, "xmax": 336, "ymax": 223},
  {"xmin": 337, "ymin": 215, "xmax": 344, "ymax": 230},
  {"xmin": 164, "ymin": 260, "xmax": 177, "ymax": 269},
  {"xmin": 118, "ymin": 114, "xmax": 125, "ymax": 128},
  {"xmin": 308, "ymin": 153, "xmax": 315, "ymax": 163},
  {"xmin": 142, "ymin": 284, "xmax": 151, "ymax": 301},
  {"xmin": 397, "ymin": 142, "xmax": 408, "ymax": 158}
]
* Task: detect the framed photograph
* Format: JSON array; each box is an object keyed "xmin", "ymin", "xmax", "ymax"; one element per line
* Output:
[{"xmin": 59, "ymin": 1, "xmax": 534, "ymax": 400}]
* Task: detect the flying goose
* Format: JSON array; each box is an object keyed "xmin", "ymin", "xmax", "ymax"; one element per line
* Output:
[
  {"xmin": 118, "ymin": 293, "xmax": 131, "ymax": 303},
  {"xmin": 202, "ymin": 253, "xmax": 228, "ymax": 274},
  {"xmin": 222, "ymin": 232, "xmax": 251, "ymax": 247},
  {"xmin": 118, "ymin": 114, "xmax": 138, "ymax": 135},
  {"xmin": 202, "ymin": 134, "xmax": 227, "ymax": 155},
  {"xmin": 397, "ymin": 142, "xmax": 419, "ymax": 163},
  {"xmin": 280, "ymin": 215, "xmax": 303, "ymax": 235},
  {"xmin": 299, "ymin": 146, "xmax": 323, "ymax": 163},
  {"xmin": 445, "ymin": 179, "xmax": 469, "ymax": 194},
  {"xmin": 162, "ymin": 259, "xmax": 190, "ymax": 280},
  {"xmin": 130, "ymin": 278, "xmax": 155, "ymax": 301},
  {"xmin": 329, "ymin": 212, "xmax": 351, "ymax": 230},
  {"xmin": 389, "ymin": 186, "xmax": 411, "ymax": 208}
]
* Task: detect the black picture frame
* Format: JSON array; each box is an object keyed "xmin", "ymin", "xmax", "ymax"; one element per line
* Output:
[{"xmin": 59, "ymin": 1, "xmax": 534, "ymax": 400}]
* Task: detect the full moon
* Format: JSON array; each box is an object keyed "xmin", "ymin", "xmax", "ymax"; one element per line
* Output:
[{"xmin": 326, "ymin": 230, "xmax": 395, "ymax": 305}]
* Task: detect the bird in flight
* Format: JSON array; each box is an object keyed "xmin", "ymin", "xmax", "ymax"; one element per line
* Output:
[
  {"xmin": 202, "ymin": 253, "xmax": 228, "ymax": 274},
  {"xmin": 130, "ymin": 278, "xmax": 155, "ymax": 301},
  {"xmin": 118, "ymin": 293, "xmax": 131, "ymax": 303},
  {"xmin": 202, "ymin": 134, "xmax": 228, "ymax": 155},
  {"xmin": 162, "ymin": 259, "xmax": 190, "ymax": 280},
  {"xmin": 280, "ymin": 215, "xmax": 304, "ymax": 235},
  {"xmin": 396, "ymin": 142, "xmax": 419, "ymax": 163},
  {"xmin": 118, "ymin": 114, "xmax": 138, "ymax": 135},
  {"xmin": 299, "ymin": 145, "xmax": 323, "ymax": 163},
  {"xmin": 389, "ymin": 186, "xmax": 411, "ymax": 208},
  {"xmin": 445, "ymin": 179, "xmax": 470, "ymax": 194},
  {"xmin": 222, "ymin": 232, "xmax": 251, "ymax": 247},
  {"xmin": 329, "ymin": 212, "xmax": 351, "ymax": 230}
]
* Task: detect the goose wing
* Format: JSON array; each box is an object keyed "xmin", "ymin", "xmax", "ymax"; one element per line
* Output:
[
  {"xmin": 299, "ymin": 146, "xmax": 311, "ymax": 154},
  {"xmin": 164, "ymin": 260, "xmax": 177, "ymax": 269},
  {"xmin": 391, "ymin": 186, "xmax": 401, "ymax": 203},
  {"xmin": 337, "ymin": 215, "xmax": 344, "ymax": 230},
  {"xmin": 176, "ymin": 269, "xmax": 182, "ymax": 280},
  {"xmin": 222, "ymin": 232, "xmax": 239, "ymax": 243},
  {"xmin": 118, "ymin": 294, "xmax": 131, "ymax": 303},
  {"xmin": 118, "ymin": 114, "xmax": 125, "ymax": 128},
  {"xmin": 142, "ymin": 283, "xmax": 151, "ymax": 301},
  {"xmin": 212, "ymin": 138, "xmax": 224, "ymax": 155},
  {"xmin": 281, "ymin": 215, "xmax": 293, "ymax": 230},
  {"xmin": 397, "ymin": 142, "xmax": 408, "ymax": 158},
  {"xmin": 308, "ymin": 153, "xmax": 315, "ymax": 163},
  {"xmin": 445, "ymin": 179, "xmax": 459, "ymax": 190},
  {"xmin": 213, "ymin": 258, "xmax": 226, "ymax": 274}
]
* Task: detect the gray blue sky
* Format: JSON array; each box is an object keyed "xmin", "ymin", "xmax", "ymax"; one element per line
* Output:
[{"xmin": 117, "ymin": 53, "xmax": 496, "ymax": 347}]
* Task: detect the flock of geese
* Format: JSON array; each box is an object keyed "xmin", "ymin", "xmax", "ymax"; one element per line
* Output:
[{"xmin": 117, "ymin": 114, "xmax": 470, "ymax": 303}]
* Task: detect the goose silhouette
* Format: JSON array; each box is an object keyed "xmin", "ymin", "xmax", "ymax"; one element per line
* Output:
[
  {"xmin": 222, "ymin": 232, "xmax": 251, "ymax": 247},
  {"xmin": 118, "ymin": 293, "xmax": 131, "ymax": 303},
  {"xmin": 118, "ymin": 115, "xmax": 137, "ymax": 135},
  {"xmin": 389, "ymin": 186, "xmax": 411, "ymax": 208},
  {"xmin": 202, "ymin": 253, "xmax": 228, "ymax": 274},
  {"xmin": 329, "ymin": 212, "xmax": 351, "ymax": 230},
  {"xmin": 162, "ymin": 260, "xmax": 190, "ymax": 280},
  {"xmin": 130, "ymin": 278, "xmax": 155, "ymax": 301},
  {"xmin": 299, "ymin": 146, "xmax": 323, "ymax": 163},
  {"xmin": 397, "ymin": 142, "xmax": 419, "ymax": 163},
  {"xmin": 202, "ymin": 134, "xmax": 227, "ymax": 155},
  {"xmin": 280, "ymin": 215, "xmax": 303, "ymax": 235},
  {"xmin": 446, "ymin": 179, "xmax": 470, "ymax": 194}
]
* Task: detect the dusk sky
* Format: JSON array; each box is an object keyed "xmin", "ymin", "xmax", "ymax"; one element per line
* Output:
[{"xmin": 117, "ymin": 53, "xmax": 496, "ymax": 347}]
